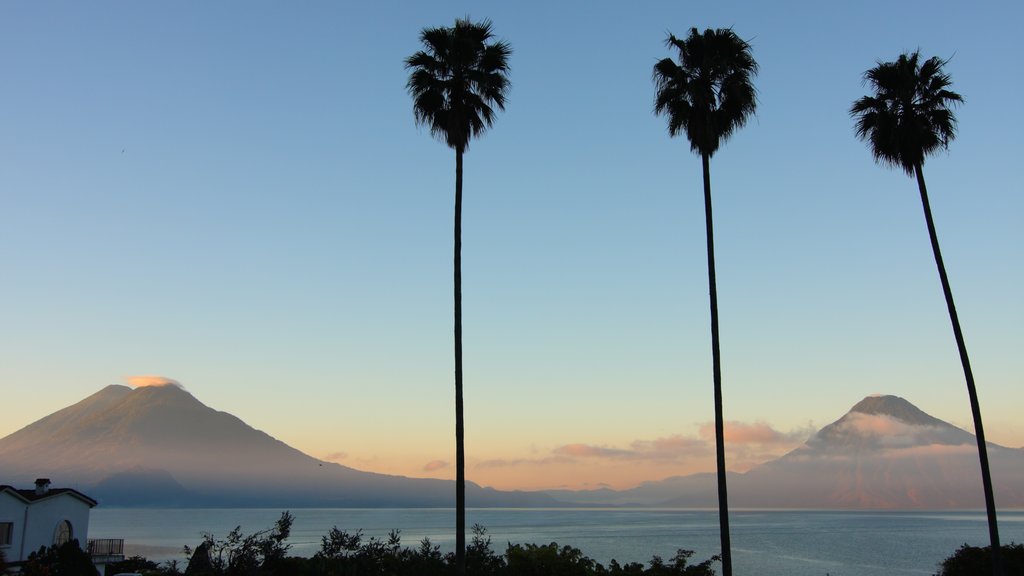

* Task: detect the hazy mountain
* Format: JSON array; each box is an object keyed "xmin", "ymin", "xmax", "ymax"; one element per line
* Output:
[
  {"xmin": 5, "ymin": 388, "xmax": 1021, "ymax": 509},
  {"xmin": 738, "ymin": 395, "xmax": 1024, "ymax": 508},
  {"xmin": 0, "ymin": 384, "xmax": 556, "ymax": 508},
  {"xmin": 548, "ymin": 395, "xmax": 1024, "ymax": 508}
]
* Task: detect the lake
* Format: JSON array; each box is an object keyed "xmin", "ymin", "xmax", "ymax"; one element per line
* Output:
[{"xmin": 88, "ymin": 508, "xmax": 1024, "ymax": 575}]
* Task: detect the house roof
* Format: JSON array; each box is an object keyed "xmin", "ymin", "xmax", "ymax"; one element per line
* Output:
[{"xmin": 0, "ymin": 485, "xmax": 98, "ymax": 508}]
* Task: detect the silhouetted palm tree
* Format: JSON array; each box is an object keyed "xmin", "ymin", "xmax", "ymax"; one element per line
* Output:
[
  {"xmin": 405, "ymin": 18, "xmax": 511, "ymax": 576},
  {"xmin": 653, "ymin": 28, "xmax": 758, "ymax": 576},
  {"xmin": 851, "ymin": 52, "xmax": 1002, "ymax": 576}
]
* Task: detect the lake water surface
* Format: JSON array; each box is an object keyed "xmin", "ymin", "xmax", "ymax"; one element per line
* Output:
[{"xmin": 89, "ymin": 508, "xmax": 1024, "ymax": 576}]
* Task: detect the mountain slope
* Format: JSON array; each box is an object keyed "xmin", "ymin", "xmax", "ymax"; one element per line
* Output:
[{"xmin": 0, "ymin": 384, "xmax": 556, "ymax": 508}]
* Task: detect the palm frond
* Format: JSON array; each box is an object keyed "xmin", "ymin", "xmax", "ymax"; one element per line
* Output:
[
  {"xmin": 405, "ymin": 18, "xmax": 512, "ymax": 152},
  {"xmin": 850, "ymin": 50, "xmax": 963, "ymax": 175},
  {"xmin": 652, "ymin": 27, "xmax": 758, "ymax": 157}
]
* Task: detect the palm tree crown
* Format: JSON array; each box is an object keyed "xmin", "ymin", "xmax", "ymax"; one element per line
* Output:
[
  {"xmin": 405, "ymin": 18, "xmax": 511, "ymax": 152},
  {"xmin": 850, "ymin": 51, "xmax": 963, "ymax": 175},
  {"xmin": 653, "ymin": 27, "xmax": 758, "ymax": 156}
]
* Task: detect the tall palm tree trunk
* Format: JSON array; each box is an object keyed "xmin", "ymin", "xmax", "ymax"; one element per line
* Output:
[
  {"xmin": 703, "ymin": 152, "xmax": 732, "ymax": 576},
  {"xmin": 915, "ymin": 163, "xmax": 1002, "ymax": 576},
  {"xmin": 454, "ymin": 147, "xmax": 466, "ymax": 576}
]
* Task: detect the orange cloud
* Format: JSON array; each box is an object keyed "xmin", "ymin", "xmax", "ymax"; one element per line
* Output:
[
  {"xmin": 324, "ymin": 452, "xmax": 348, "ymax": 462},
  {"xmin": 423, "ymin": 460, "xmax": 449, "ymax": 472},
  {"xmin": 126, "ymin": 375, "xmax": 183, "ymax": 389}
]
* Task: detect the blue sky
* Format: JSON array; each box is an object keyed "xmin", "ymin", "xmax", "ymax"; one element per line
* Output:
[{"xmin": 1, "ymin": 1, "xmax": 1021, "ymax": 489}]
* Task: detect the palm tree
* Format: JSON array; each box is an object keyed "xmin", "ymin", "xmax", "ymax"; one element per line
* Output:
[
  {"xmin": 405, "ymin": 18, "xmax": 511, "ymax": 576},
  {"xmin": 851, "ymin": 52, "xmax": 1003, "ymax": 576},
  {"xmin": 653, "ymin": 28, "xmax": 758, "ymax": 576}
]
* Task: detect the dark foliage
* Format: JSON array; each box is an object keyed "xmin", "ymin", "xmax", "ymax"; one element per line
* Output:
[
  {"xmin": 405, "ymin": 18, "xmax": 512, "ymax": 153},
  {"xmin": 106, "ymin": 555, "xmax": 183, "ymax": 575},
  {"xmin": 653, "ymin": 27, "xmax": 758, "ymax": 157},
  {"xmin": 21, "ymin": 539, "xmax": 99, "ymax": 576},
  {"xmin": 172, "ymin": 515, "xmax": 716, "ymax": 576},
  {"xmin": 467, "ymin": 525, "xmax": 504, "ymax": 576},
  {"xmin": 850, "ymin": 51, "xmax": 963, "ymax": 175},
  {"xmin": 184, "ymin": 511, "xmax": 293, "ymax": 576},
  {"xmin": 504, "ymin": 542, "xmax": 600, "ymax": 576},
  {"xmin": 105, "ymin": 554, "xmax": 160, "ymax": 575},
  {"xmin": 936, "ymin": 543, "xmax": 1024, "ymax": 576}
]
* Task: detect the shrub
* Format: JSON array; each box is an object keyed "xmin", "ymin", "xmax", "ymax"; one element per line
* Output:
[
  {"xmin": 504, "ymin": 542, "xmax": 601, "ymax": 576},
  {"xmin": 106, "ymin": 554, "xmax": 159, "ymax": 575},
  {"xmin": 184, "ymin": 511, "xmax": 293, "ymax": 576},
  {"xmin": 21, "ymin": 539, "xmax": 99, "ymax": 576},
  {"xmin": 175, "ymin": 513, "xmax": 719, "ymax": 576},
  {"xmin": 935, "ymin": 543, "xmax": 1024, "ymax": 576}
]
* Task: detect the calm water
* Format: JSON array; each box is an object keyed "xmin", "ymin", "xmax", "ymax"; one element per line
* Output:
[{"xmin": 89, "ymin": 508, "xmax": 1024, "ymax": 576}]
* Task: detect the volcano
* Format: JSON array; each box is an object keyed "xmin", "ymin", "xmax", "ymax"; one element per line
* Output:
[
  {"xmin": 546, "ymin": 395, "xmax": 1024, "ymax": 508},
  {"xmin": 0, "ymin": 384, "xmax": 555, "ymax": 508}
]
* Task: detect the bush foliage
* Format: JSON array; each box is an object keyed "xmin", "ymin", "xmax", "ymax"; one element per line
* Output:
[
  {"xmin": 138, "ymin": 514, "xmax": 719, "ymax": 576},
  {"xmin": 20, "ymin": 539, "xmax": 99, "ymax": 576},
  {"xmin": 935, "ymin": 543, "xmax": 1024, "ymax": 576}
]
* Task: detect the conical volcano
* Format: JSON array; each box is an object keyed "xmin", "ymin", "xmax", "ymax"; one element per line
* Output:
[
  {"xmin": 543, "ymin": 395, "xmax": 1024, "ymax": 509},
  {"xmin": 740, "ymin": 395, "xmax": 1024, "ymax": 507},
  {"xmin": 0, "ymin": 384, "xmax": 556, "ymax": 507}
]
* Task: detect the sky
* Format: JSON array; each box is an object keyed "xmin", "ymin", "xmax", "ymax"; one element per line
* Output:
[{"xmin": 1, "ymin": 1, "xmax": 1021, "ymax": 492}]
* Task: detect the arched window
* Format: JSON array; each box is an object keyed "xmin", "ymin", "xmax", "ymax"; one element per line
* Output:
[{"xmin": 53, "ymin": 520, "xmax": 72, "ymax": 546}]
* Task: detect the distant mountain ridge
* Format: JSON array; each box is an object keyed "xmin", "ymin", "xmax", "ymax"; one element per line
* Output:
[
  {"xmin": 3, "ymin": 388, "xmax": 1022, "ymax": 508},
  {"xmin": 0, "ymin": 384, "xmax": 556, "ymax": 508}
]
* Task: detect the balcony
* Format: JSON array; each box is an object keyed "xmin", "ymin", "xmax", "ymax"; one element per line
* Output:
[{"xmin": 88, "ymin": 538, "xmax": 125, "ymax": 564}]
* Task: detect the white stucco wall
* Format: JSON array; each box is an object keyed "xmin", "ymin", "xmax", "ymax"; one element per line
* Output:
[
  {"xmin": 0, "ymin": 491, "xmax": 27, "ymax": 563},
  {"xmin": 0, "ymin": 491, "xmax": 91, "ymax": 563}
]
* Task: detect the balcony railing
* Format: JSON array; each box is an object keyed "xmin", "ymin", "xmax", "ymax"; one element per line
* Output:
[{"xmin": 87, "ymin": 538, "xmax": 124, "ymax": 557}]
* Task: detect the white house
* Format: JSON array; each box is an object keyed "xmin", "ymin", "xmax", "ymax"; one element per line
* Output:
[{"xmin": 0, "ymin": 478, "xmax": 99, "ymax": 568}]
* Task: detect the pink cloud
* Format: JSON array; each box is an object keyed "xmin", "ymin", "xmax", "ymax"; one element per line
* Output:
[
  {"xmin": 126, "ymin": 375, "xmax": 183, "ymax": 389},
  {"xmin": 885, "ymin": 444, "xmax": 976, "ymax": 458},
  {"xmin": 554, "ymin": 444, "xmax": 638, "ymax": 459},
  {"xmin": 476, "ymin": 458, "xmax": 526, "ymax": 469},
  {"xmin": 554, "ymin": 436, "xmax": 710, "ymax": 461},
  {"xmin": 839, "ymin": 413, "xmax": 917, "ymax": 437},
  {"xmin": 699, "ymin": 421, "xmax": 811, "ymax": 445},
  {"xmin": 834, "ymin": 413, "xmax": 971, "ymax": 448},
  {"xmin": 324, "ymin": 452, "xmax": 348, "ymax": 462},
  {"xmin": 475, "ymin": 455, "xmax": 572, "ymax": 469},
  {"xmin": 423, "ymin": 460, "xmax": 449, "ymax": 472},
  {"xmin": 632, "ymin": 435, "xmax": 708, "ymax": 455}
]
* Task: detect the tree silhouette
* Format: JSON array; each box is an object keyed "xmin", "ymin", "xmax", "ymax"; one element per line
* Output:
[
  {"xmin": 851, "ymin": 51, "xmax": 1002, "ymax": 576},
  {"xmin": 653, "ymin": 27, "xmax": 758, "ymax": 576},
  {"xmin": 406, "ymin": 17, "xmax": 511, "ymax": 576}
]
